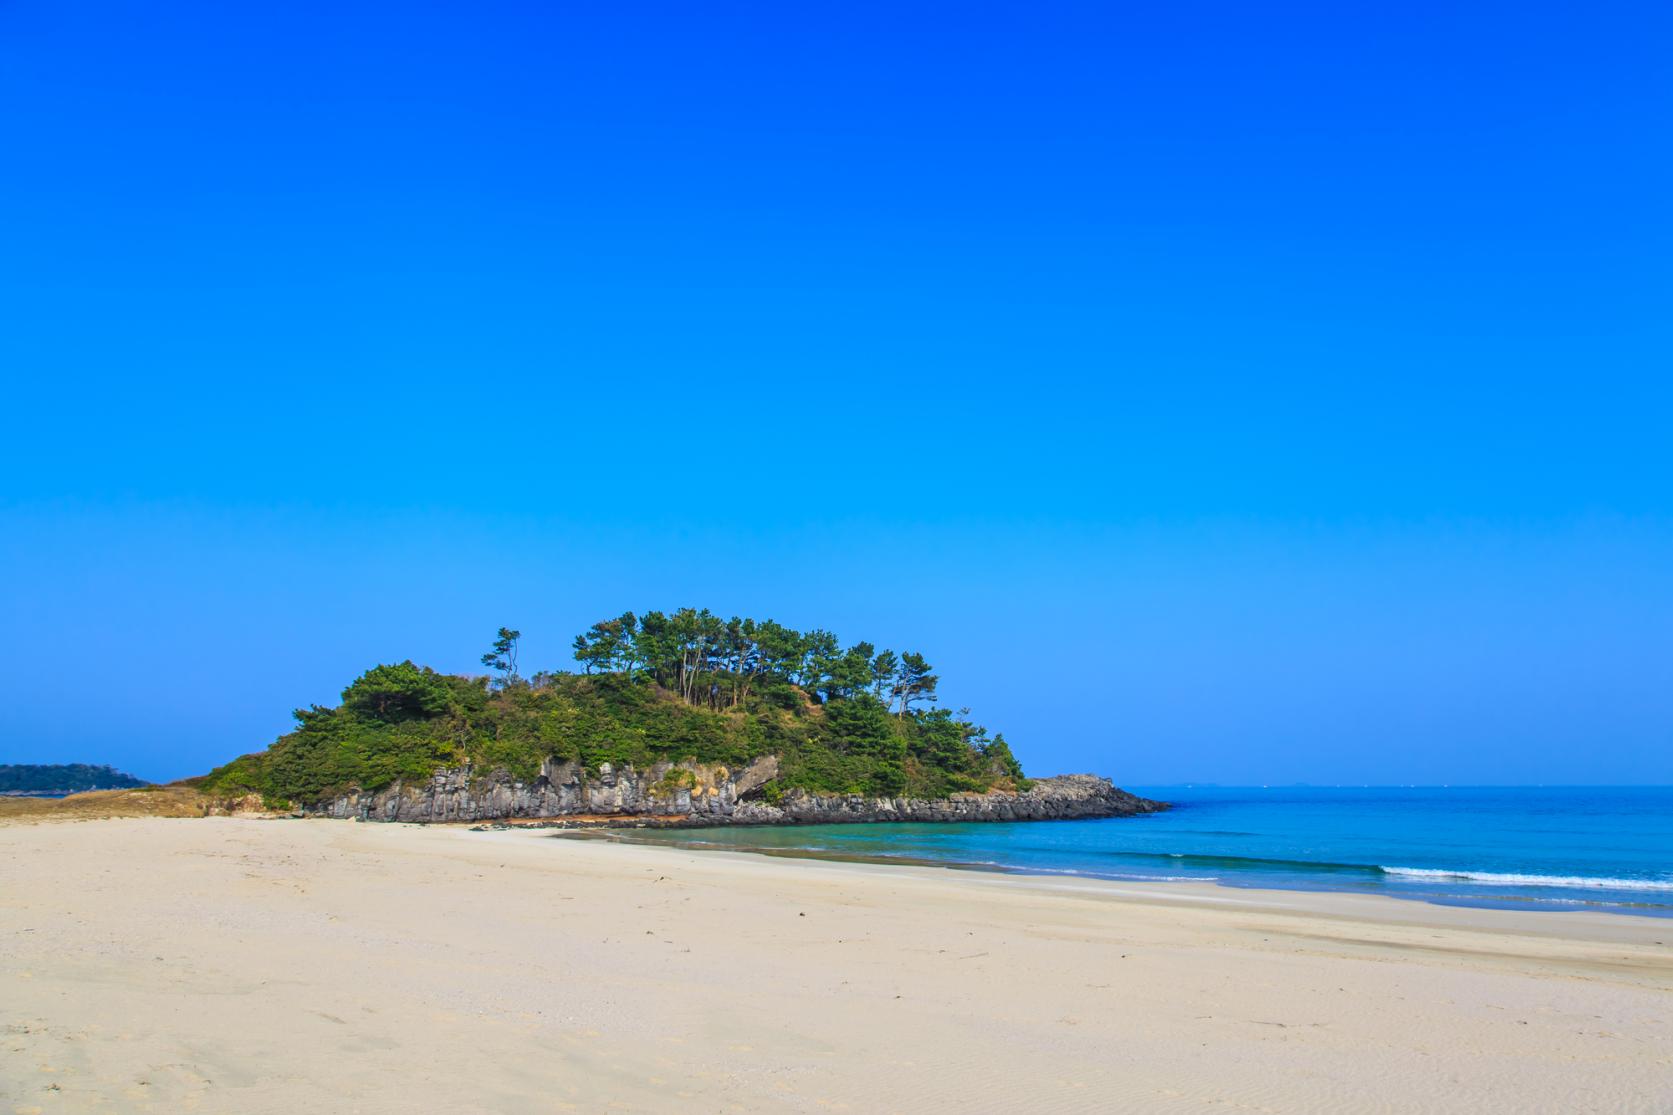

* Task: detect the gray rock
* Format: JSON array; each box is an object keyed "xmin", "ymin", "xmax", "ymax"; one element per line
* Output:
[{"xmin": 309, "ymin": 757, "xmax": 1167, "ymax": 826}]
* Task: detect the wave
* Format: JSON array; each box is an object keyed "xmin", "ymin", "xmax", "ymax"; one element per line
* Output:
[
  {"xmin": 1093, "ymin": 850, "xmax": 1387, "ymax": 876},
  {"xmin": 618, "ymin": 831, "xmax": 1673, "ymax": 901},
  {"xmin": 1381, "ymin": 867, "xmax": 1673, "ymax": 893},
  {"xmin": 1087, "ymin": 851, "xmax": 1673, "ymax": 895},
  {"xmin": 1018, "ymin": 866, "xmax": 1220, "ymax": 883}
]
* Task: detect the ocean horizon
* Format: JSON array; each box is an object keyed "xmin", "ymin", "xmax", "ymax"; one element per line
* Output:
[{"xmin": 607, "ymin": 784, "xmax": 1673, "ymax": 917}]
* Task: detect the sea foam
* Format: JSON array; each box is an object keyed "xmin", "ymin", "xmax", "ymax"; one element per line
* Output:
[{"xmin": 1381, "ymin": 867, "xmax": 1673, "ymax": 892}]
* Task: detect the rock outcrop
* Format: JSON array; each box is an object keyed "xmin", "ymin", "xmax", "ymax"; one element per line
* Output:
[{"xmin": 310, "ymin": 756, "xmax": 1166, "ymax": 826}]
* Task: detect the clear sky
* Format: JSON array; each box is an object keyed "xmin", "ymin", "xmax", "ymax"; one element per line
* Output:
[{"xmin": 2, "ymin": 1, "xmax": 1670, "ymax": 785}]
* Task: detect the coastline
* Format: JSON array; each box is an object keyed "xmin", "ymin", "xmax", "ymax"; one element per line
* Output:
[
  {"xmin": 3, "ymin": 817, "xmax": 1669, "ymax": 1113},
  {"xmin": 577, "ymin": 825, "xmax": 1673, "ymax": 920},
  {"xmin": 553, "ymin": 785, "xmax": 1673, "ymax": 920}
]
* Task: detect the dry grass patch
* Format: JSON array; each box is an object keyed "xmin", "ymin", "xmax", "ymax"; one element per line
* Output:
[{"xmin": 0, "ymin": 785, "xmax": 224, "ymax": 824}]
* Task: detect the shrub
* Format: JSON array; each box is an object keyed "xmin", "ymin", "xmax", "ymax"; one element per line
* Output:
[{"xmin": 198, "ymin": 661, "xmax": 1026, "ymax": 807}]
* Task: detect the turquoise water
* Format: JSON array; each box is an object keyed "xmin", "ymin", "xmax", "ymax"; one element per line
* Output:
[{"xmin": 617, "ymin": 786, "xmax": 1673, "ymax": 916}]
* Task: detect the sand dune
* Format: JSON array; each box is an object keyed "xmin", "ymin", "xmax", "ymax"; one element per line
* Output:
[{"xmin": 2, "ymin": 818, "xmax": 1669, "ymax": 1113}]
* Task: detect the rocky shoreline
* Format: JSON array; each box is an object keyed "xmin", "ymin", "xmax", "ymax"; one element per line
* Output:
[{"xmin": 309, "ymin": 756, "xmax": 1167, "ymax": 827}]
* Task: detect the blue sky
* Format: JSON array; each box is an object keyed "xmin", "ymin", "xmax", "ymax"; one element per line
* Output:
[{"xmin": 2, "ymin": 0, "xmax": 1670, "ymax": 784}]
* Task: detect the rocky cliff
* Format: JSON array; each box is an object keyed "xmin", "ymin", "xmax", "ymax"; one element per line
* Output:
[{"xmin": 310, "ymin": 756, "xmax": 1166, "ymax": 826}]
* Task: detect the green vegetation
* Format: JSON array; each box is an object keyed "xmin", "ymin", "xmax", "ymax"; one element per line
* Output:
[
  {"xmin": 199, "ymin": 609, "xmax": 1031, "ymax": 808},
  {"xmin": 0, "ymin": 763, "xmax": 149, "ymax": 795}
]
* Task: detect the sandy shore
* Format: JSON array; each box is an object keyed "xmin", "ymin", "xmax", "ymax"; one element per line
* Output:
[{"xmin": 1, "ymin": 818, "xmax": 1668, "ymax": 1114}]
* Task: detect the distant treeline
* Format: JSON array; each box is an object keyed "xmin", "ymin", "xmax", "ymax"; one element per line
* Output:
[
  {"xmin": 0, "ymin": 764, "xmax": 149, "ymax": 794},
  {"xmin": 200, "ymin": 610, "xmax": 1028, "ymax": 809}
]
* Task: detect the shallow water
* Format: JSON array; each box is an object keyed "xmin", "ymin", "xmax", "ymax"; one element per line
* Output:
[{"xmin": 611, "ymin": 785, "xmax": 1673, "ymax": 917}]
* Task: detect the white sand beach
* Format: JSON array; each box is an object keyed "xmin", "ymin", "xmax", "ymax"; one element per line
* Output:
[{"xmin": 2, "ymin": 817, "xmax": 1669, "ymax": 1114}]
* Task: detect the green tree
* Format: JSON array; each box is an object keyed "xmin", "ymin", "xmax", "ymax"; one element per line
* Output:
[
  {"xmin": 796, "ymin": 629, "xmax": 840, "ymax": 699},
  {"xmin": 721, "ymin": 616, "xmax": 766, "ymax": 707},
  {"xmin": 824, "ymin": 693, "xmax": 900, "ymax": 758},
  {"xmin": 636, "ymin": 610, "xmax": 676, "ymax": 688},
  {"xmin": 572, "ymin": 612, "xmax": 640, "ymax": 677},
  {"xmin": 870, "ymin": 649, "xmax": 898, "ymax": 703},
  {"xmin": 891, "ymin": 651, "xmax": 938, "ymax": 717},
  {"xmin": 824, "ymin": 641, "xmax": 877, "ymax": 701},
  {"xmin": 342, "ymin": 662, "xmax": 453, "ymax": 722},
  {"xmin": 613, "ymin": 611, "xmax": 642, "ymax": 678},
  {"xmin": 908, "ymin": 707, "xmax": 973, "ymax": 772},
  {"xmin": 755, "ymin": 620, "xmax": 805, "ymax": 686},
  {"xmin": 667, "ymin": 607, "xmax": 723, "ymax": 705},
  {"xmin": 481, "ymin": 627, "xmax": 521, "ymax": 688},
  {"xmin": 982, "ymin": 732, "xmax": 1027, "ymax": 787}
]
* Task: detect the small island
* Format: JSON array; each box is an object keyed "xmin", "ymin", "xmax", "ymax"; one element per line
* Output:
[{"xmin": 194, "ymin": 610, "xmax": 1164, "ymax": 825}]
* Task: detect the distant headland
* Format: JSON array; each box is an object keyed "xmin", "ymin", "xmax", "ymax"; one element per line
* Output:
[
  {"xmin": 189, "ymin": 611, "xmax": 1165, "ymax": 825},
  {"xmin": 0, "ymin": 764, "xmax": 149, "ymax": 798}
]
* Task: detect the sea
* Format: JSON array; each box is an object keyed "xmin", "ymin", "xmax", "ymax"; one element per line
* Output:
[{"xmin": 614, "ymin": 786, "xmax": 1673, "ymax": 917}]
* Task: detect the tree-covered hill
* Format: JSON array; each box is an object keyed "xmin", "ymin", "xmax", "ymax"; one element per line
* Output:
[
  {"xmin": 0, "ymin": 764, "xmax": 149, "ymax": 795},
  {"xmin": 198, "ymin": 610, "xmax": 1029, "ymax": 809}
]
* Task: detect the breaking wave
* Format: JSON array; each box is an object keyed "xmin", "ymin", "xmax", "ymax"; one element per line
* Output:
[{"xmin": 1380, "ymin": 867, "xmax": 1673, "ymax": 892}]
